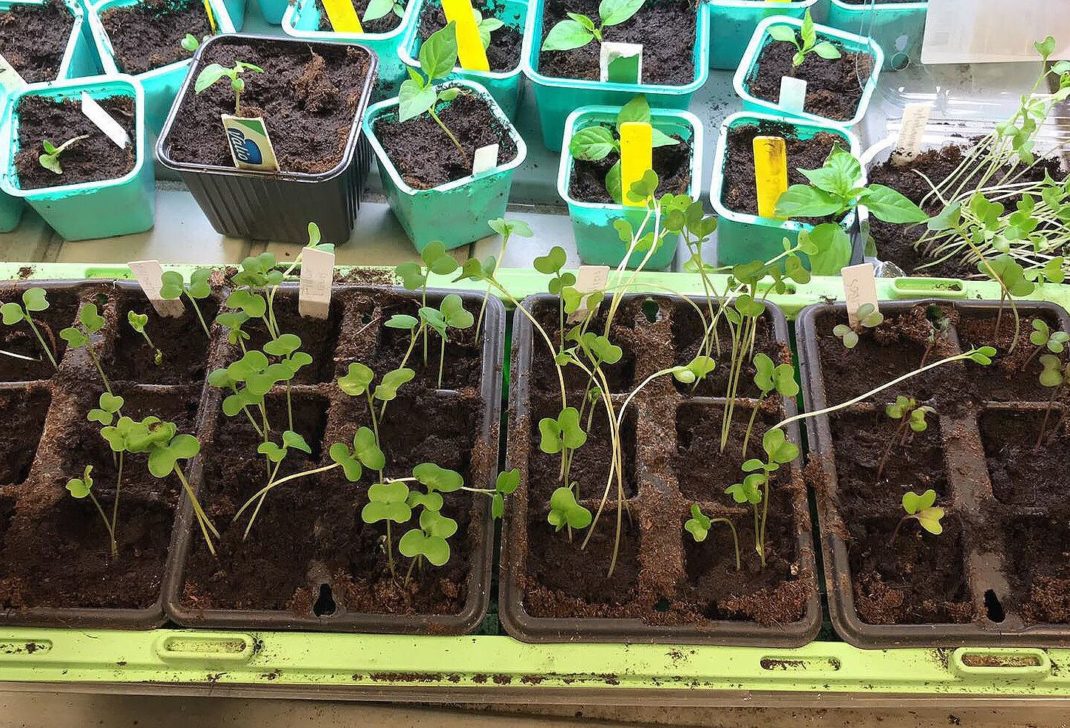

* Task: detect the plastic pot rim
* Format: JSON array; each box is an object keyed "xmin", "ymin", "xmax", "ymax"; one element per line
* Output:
[
  {"xmin": 708, "ymin": 0, "xmax": 816, "ymax": 7},
  {"xmin": 155, "ymin": 33, "xmax": 379, "ymax": 183},
  {"xmin": 733, "ymin": 14, "xmax": 885, "ymax": 128},
  {"xmin": 557, "ymin": 104, "xmax": 704, "ymax": 211},
  {"xmin": 362, "ymin": 78, "xmax": 527, "ymax": 196},
  {"xmin": 0, "ymin": 0, "xmax": 87, "ymax": 83},
  {"xmin": 281, "ymin": 0, "xmax": 417, "ymax": 41},
  {"xmin": 829, "ymin": 0, "xmax": 928, "ymax": 9},
  {"xmin": 398, "ymin": 0, "xmax": 527, "ymax": 80},
  {"xmin": 0, "ymin": 75, "xmax": 146, "ymax": 200}
]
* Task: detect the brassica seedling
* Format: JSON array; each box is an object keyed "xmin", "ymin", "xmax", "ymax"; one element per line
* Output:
[
  {"xmin": 194, "ymin": 60, "xmax": 264, "ymax": 116},
  {"xmin": 477, "ymin": 218, "xmax": 533, "ymax": 341},
  {"xmin": 1037, "ymin": 354, "xmax": 1069, "ymax": 447},
  {"xmin": 766, "ymin": 9, "xmax": 841, "ymax": 68},
  {"xmin": 418, "ymin": 293, "xmax": 474, "ymax": 387},
  {"xmin": 71, "ymin": 393, "xmax": 125, "ymax": 556},
  {"xmin": 65, "ymin": 466, "xmax": 119, "ymax": 557},
  {"xmin": 1024, "ymin": 319, "xmax": 1069, "ymax": 370},
  {"xmin": 876, "ymin": 395, "xmax": 935, "ymax": 481},
  {"xmin": 743, "ymin": 352, "xmax": 799, "ymax": 457},
  {"xmin": 0, "ymin": 287, "xmax": 57, "ymax": 368},
  {"xmin": 59, "ymin": 303, "xmax": 112, "ymax": 393},
  {"xmin": 396, "ymin": 241, "xmax": 459, "ymax": 366},
  {"xmin": 127, "ymin": 311, "xmax": 162, "ymax": 366},
  {"xmin": 547, "ymin": 486, "xmax": 592, "ymax": 532},
  {"xmin": 399, "ymin": 22, "xmax": 467, "ymax": 161},
  {"xmin": 38, "ymin": 135, "xmax": 90, "ymax": 175},
  {"xmin": 890, "ymin": 489, "xmax": 944, "ymax": 545},
  {"xmin": 725, "ymin": 428, "xmax": 799, "ymax": 567},
  {"xmin": 684, "ymin": 504, "xmax": 741, "ymax": 572},
  {"xmin": 159, "ymin": 268, "xmax": 213, "ymax": 338},
  {"xmin": 541, "ymin": 0, "xmax": 645, "ymax": 53},
  {"xmin": 833, "ymin": 303, "xmax": 884, "ymax": 349}
]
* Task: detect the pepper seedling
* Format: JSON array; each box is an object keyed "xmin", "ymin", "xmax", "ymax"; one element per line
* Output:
[
  {"xmin": 541, "ymin": 0, "xmax": 645, "ymax": 53},
  {"xmin": 684, "ymin": 504, "xmax": 741, "ymax": 572},
  {"xmin": 127, "ymin": 311, "xmax": 163, "ymax": 366},
  {"xmin": 159, "ymin": 268, "xmax": 213, "ymax": 338},
  {"xmin": 876, "ymin": 396, "xmax": 935, "ymax": 481},
  {"xmin": 362, "ymin": 0, "xmax": 405, "ymax": 22},
  {"xmin": 833, "ymin": 303, "xmax": 884, "ymax": 349},
  {"xmin": 890, "ymin": 489, "xmax": 944, "ymax": 545},
  {"xmin": 398, "ymin": 22, "xmax": 468, "ymax": 161},
  {"xmin": 194, "ymin": 60, "xmax": 264, "ymax": 116},
  {"xmin": 59, "ymin": 303, "xmax": 112, "ymax": 393},
  {"xmin": 38, "ymin": 135, "xmax": 90, "ymax": 176},
  {"xmin": 0, "ymin": 287, "xmax": 58, "ymax": 368},
  {"xmin": 419, "ymin": 293, "xmax": 474, "ymax": 387},
  {"xmin": 766, "ymin": 9, "xmax": 841, "ymax": 68}
]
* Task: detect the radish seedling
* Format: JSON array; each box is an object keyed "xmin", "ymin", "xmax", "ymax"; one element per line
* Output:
[
  {"xmin": 396, "ymin": 240, "xmax": 460, "ymax": 366},
  {"xmin": 876, "ymin": 396, "xmax": 935, "ymax": 481},
  {"xmin": 418, "ymin": 293, "xmax": 474, "ymax": 387},
  {"xmin": 126, "ymin": 311, "xmax": 162, "ymax": 366},
  {"xmin": 194, "ymin": 60, "xmax": 264, "ymax": 116},
  {"xmin": 742, "ymin": 352, "xmax": 799, "ymax": 457},
  {"xmin": 477, "ymin": 218, "xmax": 533, "ymax": 341},
  {"xmin": 38, "ymin": 135, "xmax": 90, "ymax": 175},
  {"xmin": 890, "ymin": 489, "xmax": 944, "ymax": 545},
  {"xmin": 725, "ymin": 428, "xmax": 799, "ymax": 566},
  {"xmin": 159, "ymin": 268, "xmax": 213, "ymax": 338},
  {"xmin": 548, "ymin": 486, "xmax": 592, "ymax": 532},
  {"xmin": 65, "ymin": 466, "xmax": 119, "ymax": 557},
  {"xmin": 766, "ymin": 9, "xmax": 840, "ymax": 68},
  {"xmin": 832, "ymin": 303, "xmax": 883, "ymax": 349},
  {"xmin": 60, "ymin": 303, "xmax": 111, "ymax": 393},
  {"xmin": 1037, "ymin": 354, "xmax": 1069, "ymax": 447},
  {"xmin": 684, "ymin": 504, "xmax": 741, "ymax": 572},
  {"xmin": 1, "ymin": 287, "xmax": 58, "ymax": 368},
  {"xmin": 1024, "ymin": 319, "xmax": 1069, "ymax": 369},
  {"xmin": 541, "ymin": 0, "xmax": 645, "ymax": 53}
]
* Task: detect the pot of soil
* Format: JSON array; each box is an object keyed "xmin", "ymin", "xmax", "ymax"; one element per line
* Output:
[
  {"xmin": 557, "ymin": 104, "xmax": 703, "ymax": 270},
  {"xmin": 710, "ymin": 111, "xmax": 861, "ymax": 269},
  {"xmin": 156, "ymin": 34, "xmax": 378, "ymax": 244},
  {"xmin": 0, "ymin": 279, "xmax": 222, "ymax": 628},
  {"xmin": 363, "ymin": 79, "xmax": 525, "ymax": 252},
  {"xmin": 797, "ymin": 298, "xmax": 1070, "ymax": 647},
  {"xmin": 826, "ymin": 0, "xmax": 927, "ymax": 71},
  {"xmin": 499, "ymin": 293, "xmax": 821, "ymax": 644},
  {"xmin": 734, "ymin": 14, "xmax": 883, "ymax": 128},
  {"xmin": 521, "ymin": 0, "xmax": 709, "ymax": 151},
  {"xmin": 0, "ymin": 75, "xmax": 155, "ymax": 241},
  {"xmin": 706, "ymin": 0, "xmax": 816, "ymax": 71},
  {"xmin": 282, "ymin": 0, "xmax": 417, "ymax": 96},
  {"xmin": 398, "ymin": 0, "xmax": 527, "ymax": 120},
  {"xmin": 163, "ymin": 285, "xmax": 505, "ymax": 634},
  {"xmin": 87, "ymin": 0, "xmax": 242, "ymax": 135}
]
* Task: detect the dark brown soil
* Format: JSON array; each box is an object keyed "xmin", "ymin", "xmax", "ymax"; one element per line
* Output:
[
  {"xmin": 13, "ymin": 95, "xmax": 137, "ymax": 190},
  {"xmin": 164, "ymin": 38, "xmax": 373, "ymax": 173},
  {"xmin": 536, "ymin": 0, "xmax": 696, "ymax": 85},
  {"xmin": 955, "ymin": 311, "xmax": 1063, "ymax": 402},
  {"xmin": 109, "ymin": 292, "xmax": 219, "ymax": 385},
  {"xmin": 315, "ymin": 0, "xmax": 405, "ymax": 33},
  {"xmin": 416, "ymin": 0, "xmax": 522, "ymax": 73},
  {"xmin": 748, "ymin": 38, "xmax": 872, "ymax": 122},
  {"xmin": 671, "ymin": 307, "xmax": 786, "ymax": 398},
  {"xmin": 373, "ymin": 91, "xmax": 518, "ymax": 190},
  {"xmin": 0, "ymin": 285, "xmax": 80, "ymax": 382},
  {"xmin": 1006, "ymin": 516, "xmax": 1070, "ymax": 624},
  {"xmin": 569, "ymin": 131, "xmax": 691, "ymax": 204},
  {"xmin": 0, "ymin": 0, "xmax": 75, "ymax": 83},
  {"xmin": 0, "ymin": 386, "xmax": 50, "ymax": 485},
  {"xmin": 980, "ymin": 409, "xmax": 1070, "ymax": 510},
  {"xmin": 721, "ymin": 120, "xmax": 846, "ymax": 221},
  {"xmin": 100, "ymin": 0, "xmax": 211, "ymax": 75}
]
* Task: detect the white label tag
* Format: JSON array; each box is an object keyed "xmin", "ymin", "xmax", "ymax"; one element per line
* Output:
[
  {"xmin": 298, "ymin": 247, "xmax": 336, "ymax": 319},
  {"xmin": 567, "ymin": 265, "xmax": 610, "ymax": 323},
  {"xmin": 472, "ymin": 143, "xmax": 499, "ymax": 175},
  {"xmin": 842, "ymin": 263, "xmax": 879, "ymax": 327},
  {"xmin": 0, "ymin": 54, "xmax": 26, "ymax": 94},
  {"xmin": 81, "ymin": 92, "xmax": 130, "ymax": 149},
  {"xmin": 129, "ymin": 260, "xmax": 185, "ymax": 318},
  {"xmin": 599, "ymin": 42, "xmax": 643, "ymax": 84},
  {"xmin": 778, "ymin": 76, "xmax": 807, "ymax": 113},
  {"xmin": 891, "ymin": 102, "xmax": 932, "ymax": 165},
  {"xmin": 221, "ymin": 115, "xmax": 281, "ymax": 171}
]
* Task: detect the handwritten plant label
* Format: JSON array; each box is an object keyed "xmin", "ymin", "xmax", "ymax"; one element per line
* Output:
[
  {"xmin": 129, "ymin": 260, "xmax": 185, "ymax": 318},
  {"xmin": 299, "ymin": 247, "xmax": 336, "ymax": 319},
  {"xmin": 891, "ymin": 102, "xmax": 932, "ymax": 166},
  {"xmin": 600, "ymin": 42, "xmax": 642, "ymax": 84},
  {"xmin": 221, "ymin": 115, "xmax": 280, "ymax": 171},
  {"xmin": 842, "ymin": 263, "xmax": 879, "ymax": 327},
  {"xmin": 568, "ymin": 265, "xmax": 610, "ymax": 322}
]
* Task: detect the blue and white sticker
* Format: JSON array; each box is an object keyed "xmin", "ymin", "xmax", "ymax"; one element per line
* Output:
[{"xmin": 221, "ymin": 114, "xmax": 280, "ymax": 172}]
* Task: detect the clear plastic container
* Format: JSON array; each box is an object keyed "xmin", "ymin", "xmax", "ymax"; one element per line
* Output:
[
  {"xmin": 826, "ymin": 0, "xmax": 927, "ymax": 71},
  {"xmin": 0, "ymin": 75, "xmax": 155, "ymax": 241},
  {"xmin": 363, "ymin": 80, "xmax": 527, "ymax": 252},
  {"xmin": 706, "ymin": 0, "xmax": 817, "ymax": 71},
  {"xmin": 557, "ymin": 105, "xmax": 703, "ymax": 270}
]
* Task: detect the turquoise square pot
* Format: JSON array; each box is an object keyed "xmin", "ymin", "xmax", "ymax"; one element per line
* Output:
[
  {"xmin": 706, "ymin": 0, "xmax": 817, "ymax": 71},
  {"xmin": 827, "ymin": 0, "xmax": 927, "ymax": 71}
]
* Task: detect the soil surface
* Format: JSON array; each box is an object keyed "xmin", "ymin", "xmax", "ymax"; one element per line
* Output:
[
  {"xmin": 416, "ymin": 0, "xmax": 522, "ymax": 73},
  {"xmin": 13, "ymin": 95, "xmax": 137, "ymax": 191},
  {"xmin": 373, "ymin": 91, "xmax": 518, "ymax": 189},
  {"xmin": 165, "ymin": 39, "xmax": 373, "ymax": 173},
  {"xmin": 748, "ymin": 38, "xmax": 872, "ymax": 122},
  {"xmin": 100, "ymin": 0, "xmax": 211, "ymax": 75},
  {"xmin": 108, "ymin": 291, "xmax": 219, "ymax": 385},
  {"xmin": 0, "ymin": 285, "xmax": 79, "ymax": 382},
  {"xmin": 536, "ymin": 0, "xmax": 696, "ymax": 85},
  {"xmin": 0, "ymin": 0, "xmax": 74, "ymax": 83},
  {"xmin": 316, "ymin": 0, "xmax": 406, "ymax": 33},
  {"xmin": 569, "ymin": 131, "xmax": 691, "ymax": 204}
]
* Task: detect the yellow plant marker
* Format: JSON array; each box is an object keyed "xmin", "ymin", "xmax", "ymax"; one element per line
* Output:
[
  {"xmin": 202, "ymin": 0, "xmax": 217, "ymax": 32},
  {"xmin": 321, "ymin": 0, "xmax": 364, "ymax": 33},
  {"xmin": 620, "ymin": 121, "xmax": 652, "ymax": 208},
  {"xmin": 442, "ymin": 0, "xmax": 490, "ymax": 72},
  {"xmin": 752, "ymin": 135, "xmax": 788, "ymax": 219}
]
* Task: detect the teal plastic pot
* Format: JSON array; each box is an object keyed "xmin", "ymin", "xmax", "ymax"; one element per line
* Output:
[
  {"xmin": 706, "ymin": 0, "xmax": 816, "ymax": 71},
  {"xmin": 363, "ymin": 80, "xmax": 526, "ymax": 252},
  {"xmin": 558, "ymin": 105, "xmax": 703, "ymax": 270},
  {"xmin": 399, "ymin": 0, "xmax": 527, "ymax": 120},
  {"xmin": 0, "ymin": 75, "xmax": 155, "ymax": 241},
  {"xmin": 0, "ymin": 104, "xmax": 24, "ymax": 233},
  {"xmin": 87, "ymin": 0, "xmax": 241, "ymax": 135},
  {"xmin": 256, "ymin": 0, "xmax": 286, "ymax": 24},
  {"xmin": 283, "ymin": 0, "xmax": 417, "ymax": 95},
  {"xmin": 710, "ymin": 111, "xmax": 860, "ymax": 269},
  {"xmin": 827, "ymin": 0, "xmax": 926, "ymax": 71},
  {"xmin": 521, "ymin": 0, "xmax": 710, "ymax": 151},
  {"xmin": 734, "ymin": 14, "xmax": 883, "ymax": 128}
]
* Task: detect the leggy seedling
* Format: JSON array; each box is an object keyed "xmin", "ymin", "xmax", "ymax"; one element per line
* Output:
[
  {"xmin": 1037, "ymin": 354, "xmax": 1070, "ymax": 447},
  {"xmin": 890, "ymin": 489, "xmax": 945, "ymax": 546},
  {"xmin": 766, "ymin": 9, "xmax": 841, "ymax": 68},
  {"xmin": 127, "ymin": 311, "xmax": 163, "ymax": 366},
  {"xmin": 476, "ymin": 218, "xmax": 533, "ymax": 341},
  {"xmin": 396, "ymin": 241, "xmax": 460, "ymax": 366},
  {"xmin": 399, "ymin": 22, "xmax": 467, "ymax": 162},
  {"xmin": 419, "ymin": 293, "xmax": 474, "ymax": 387},
  {"xmin": 194, "ymin": 60, "xmax": 264, "ymax": 116},
  {"xmin": 833, "ymin": 303, "xmax": 884, "ymax": 349},
  {"xmin": 159, "ymin": 268, "xmax": 213, "ymax": 338},
  {"xmin": 0, "ymin": 287, "xmax": 58, "ymax": 368},
  {"xmin": 39, "ymin": 135, "xmax": 90, "ymax": 175},
  {"xmin": 65, "ymin": 466, "xmax": 119, "ymax": 557},
  {"xmin": 684, "ymin": 504, "xmax": 741, "ymax": 572},
  {"xmin": 541, "ymin": 0, "xmax": 645, "ymax": 53},
  {"xmin": 60, "ymin": 303, "xmax": 112, "ymax": 393},
  {"xmin": 743, "ymin": 352, "xmax": 799, "ymax": 458},
  {"xmin": 725, "ymin": 428, "xmax": 799, "ymax": 567},
  {"xmin": 876, "ymin": 396, "xmax": 935, "ymax": 481}
]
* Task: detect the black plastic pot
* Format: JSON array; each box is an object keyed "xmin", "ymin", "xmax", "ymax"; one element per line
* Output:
[
  {"xmin": 499, "ymin": 293, "xmax": 821, "ymax": 645},
  {"xmin": 156, "ymin": 34, "xmax": 377, "ymax": 244},
  {"xmin": 797, "ymin": 299, "xmax": 1070, "ymax": 648}
]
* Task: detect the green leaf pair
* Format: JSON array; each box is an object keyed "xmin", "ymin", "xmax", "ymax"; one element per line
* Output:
[
  {"xmin": 399, "ymin": 508, "xmax": 459, "ymax": 566},
  {"xmin": 87, "ymin": 392, "xmax": 124, "ymax": 426},
  {"xmin": 0, "ymin": 287, "xmax": 49, "ymax": 326},
  {"xmin": 671, "ymin": 355, "xmax": 716, "ymax": 385},
  {"xmin": 538, "ymin": 406, "xmax": 588, "ymax": 454},
  {"xmin": 753, "ymin": 353, "xmax": 799, "ymax": 398},
  {"xmin": 901, "ymin": 489, "xmax": 945, "ymax": 536},
  {"xmin": 59, "ymin": 303, "xmax": 106, "ymax": 350},
  {"xmin": 547, "ymin": 486, "xmax": 592, "ymax": 531},
  {"xmin": 329, "ymin": 426, "xmax": 386, "ymax": 482},
  {"xmin": 541, "ymin": 0, "xmax": 645, "ymax": 52}
]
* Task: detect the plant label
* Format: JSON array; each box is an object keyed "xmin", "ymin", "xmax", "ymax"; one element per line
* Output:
[
  {"xmin": 0, "ymin": 54, "xmax": 26, "ymax": 94},
  {"xmin": 568, "ymin": 265, "xmax": 609, "ymax": 323},
  {"xmin": 81, "ymin": 92, "xmax": 130, "ymax": 149},
  {"xmin": 202, "ymin": 0, "xmax": 217, "ymax": 32},
  {"xmin": 891, "ymin": 102, "xmax": 932, "ymax": 166},
  {"xmin": 221, "ymin": 115, "xmax": 280, "ymax": 172},
  {"xmin": 600, "ymin": 43, "xmax": 642, "ymax": 84},
  {"xmin": 129, "ymin": 260, "xmax": 185, "ymax": 318},
  {"xmin": 472, "ymin": 143, "xmax": 499, "ymax": 174},
  {"xmin": 752, "ymin": 136, "xmax": 788, "ymax": 219},
  {"xmin": 842, "ymin": 263, "xmax": 879, "ymax": 327},
  {"xmin": 778, "ymin": 76, "xmax": 807, "ymax": 114},
  {"xmin": 299, "ymin": 247, "xmax": 336, "ymax": 319},
  {"xmin": 442, "ymin": 0, "xmax": 490, "ymax": 72},
  {"xmin": 619, "ymin": 121, "xmax": 652, "ymax": 208},
  {"xmin": 321, "ymin": 0, "xmax": 364, "ymax": 33}
]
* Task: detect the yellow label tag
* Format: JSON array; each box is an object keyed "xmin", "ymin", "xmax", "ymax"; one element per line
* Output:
[
  {"xmin": 321, "ymin": 0, "xmax": 364, "ymax": 33},
  {"xmin": 620, "ymin": 121, "xmax": 652, "ymax": 208},
  {"xmin": 202, "ymin": 0, "xmax": 217, "ymax": 32},
  {"xmin": 752, "ymin": 135, "xmax": 788, "ymax": 219},
  {"xmin": 442, "ymin": 0, "xmax": 490, "ymax": 72}
]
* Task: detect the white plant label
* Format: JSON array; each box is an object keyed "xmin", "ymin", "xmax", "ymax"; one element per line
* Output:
[
  {"xmin": 472, "ymin": 143, "xmax": 499, "ymax": 175},
  {"xmin": 778, "ymin": 76, "xmax": 807, "ymax": 114},
  {"xmin": 568, "ymin": 265, "xmax": 610, "ymax": 323},
  {"xmin": 221, "ymin": 115, "xmax": 281, "ymax": 171},
  {"xmin": 81, "ymin": 92, "xmax": 130, "ymax": 149},
  {"xmin": 0, "ymin": 54, "xmax": 26, "ymax": 94},
  {"xmin": 842, "ymin": 263, "xmax": 879, "ymax": 327},
  {"xmin": 600, "ymin": 42, "xmax": 642, "ymax": 84},
  {"xmin": 129, "ymin": 260, "xmax": 185, "ymax": 318},
  {"xmin": 891, "ymin": 102, "xmax": 932, "ymax": 166},
  {"xmin": 298, "ymin": 247, "xmax": 336, "ymax": 319}
]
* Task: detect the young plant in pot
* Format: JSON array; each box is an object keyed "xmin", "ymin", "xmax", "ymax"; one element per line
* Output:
[{"xmin": 157, "ymin": 34, "xmax": 378, "ymax": 244}]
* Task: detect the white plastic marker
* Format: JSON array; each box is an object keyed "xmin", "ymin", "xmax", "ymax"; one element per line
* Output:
[
  {"xmin": 221, "ymin": 115, "xmax": 280, "ymax": 171},
  {"xmin": 600, "ymin": 42, "xmax": 642, "ymax": 84},
  {"xmin": 81, "ymin": 92, "xmax": 130, "ymax": 149},
  {"xmin": 891, "ymin": 101, "xmax": 932, "ymax": 166},
  {"xmin": 568, "ymin": 265, "xmax": 609, "ymax": 323},
  {"xmin": 299, "ymin": 247, "xmax": 336, "ymax": 319},
  {"xmin": 442, "ymin": 0, "xmax": 490, "ymax": 72},
  {"xmin": 778, "ymin": 76, "xmax": 807, "ymax": 114},
  {"xmin": 129, "ymin": 260, "xmax": 185, "ymax": 318},
  {"xmin": 0, "ymin": 54, "xmax": 26, "ymax": 94},
  {"xmin": 842, "ymin": 263, "xmax": 879, "ymax": 327},
  {"xmin": 472, "ymin": 143, "xmax": 499, "ymax": 174}
]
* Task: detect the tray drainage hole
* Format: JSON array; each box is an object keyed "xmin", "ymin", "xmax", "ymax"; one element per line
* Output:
[
  {"xmin": 654, "ymin": 598, "xmax": 670, "ymax": 612},
  {"xmin": 642, "ymin": 299, "xmax": 660, "ymax": 323},
  {"xmin": 984, "ymin": 589, "xmax": 1005, "ymax": 623},
  {"xmin": 313, "ymin": 583, "xmax": 336, "ymax": 617}
]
